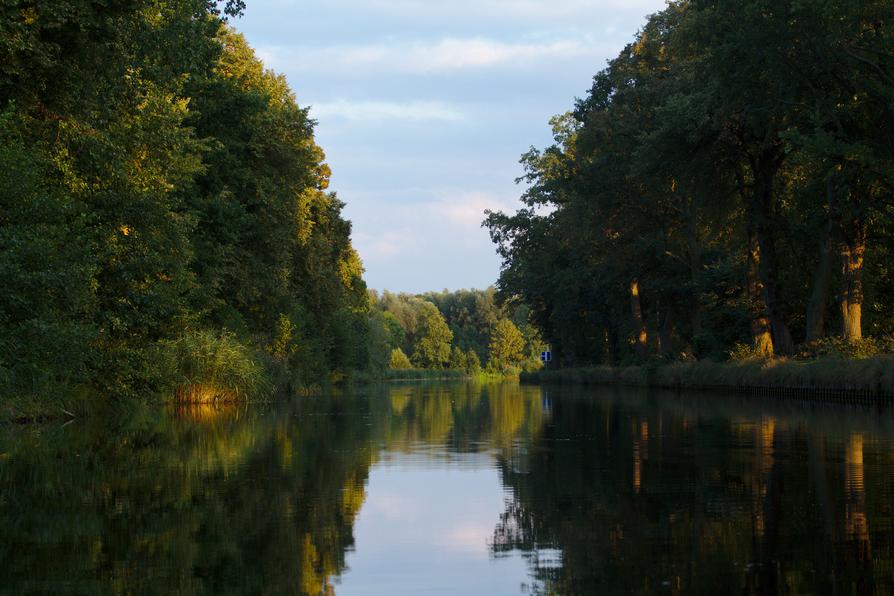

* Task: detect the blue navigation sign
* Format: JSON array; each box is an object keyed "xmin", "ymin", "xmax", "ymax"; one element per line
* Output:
[{"xmin": 540, "ymin": 351, "xmax": 552, "ymax": 363}]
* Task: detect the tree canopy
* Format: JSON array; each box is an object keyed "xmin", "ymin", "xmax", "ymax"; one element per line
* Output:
[
  {"xmin": 0, "ymin": 1, "xmax": 368, "ymax": 400},
  {"xmin": 486, "ymin": 0, "xmax": 894, "ymax": 366}
]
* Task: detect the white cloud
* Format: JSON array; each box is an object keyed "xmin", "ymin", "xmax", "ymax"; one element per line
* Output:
[
  {"xmin": 352, "ymin": 229, "xmax": 408, "ymax": 260},
  {"xmin": 366, "ymin": 491, "xmax": 424, "ymax": 521},
  {"xmin": 414, "ymin": 0, "xmax": 662, "ymax": 22},
  {"xmin": 311, "ymin": 99, "xmax": 465, "ymax": 123},
  {"xmin": 343, "ymin": 189, "xmax": 518, "ymax": 291},
  {"xmin": 257, "ymin": 0, "xmax": 665, "ymax": 25},
  {"xmin": 258, "ymin": 36, "xmax": 613, "ymax": 75},
  {"xmin": 442, "ymin": 524, "xmax": 493, "ymax": 554},
  {"xmin": 435, "ymin": 191, "xmax": 518, "ymax": 226}
]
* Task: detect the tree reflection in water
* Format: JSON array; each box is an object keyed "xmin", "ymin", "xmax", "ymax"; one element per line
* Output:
[
  {"xmin": 492, "ymin": 387, "xmax": 894, "ymax": 595},
  {"xmin": 2, "ymin": 384, "xmax": 894, "ymax": 594},
  {"xmin": 0, "ymin": 382, "xmax": 545, "ymax": 594}
]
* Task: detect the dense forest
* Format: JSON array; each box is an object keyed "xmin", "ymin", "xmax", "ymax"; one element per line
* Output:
[
  {"xmin": 6, "ymin": 0, "xmax": 894, "ymax": 407},
  {"xmin": 0, "ymin": 1, "xmax": 368, "ymax": 403},
  {"xmin": 486, "ymin": 0, "xmax": 894, "ymax": 367}
]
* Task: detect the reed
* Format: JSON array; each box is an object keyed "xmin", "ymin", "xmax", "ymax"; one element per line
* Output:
[{"xmin": 161, "ymin": 330, "xmax": 271, "ymax": 403}]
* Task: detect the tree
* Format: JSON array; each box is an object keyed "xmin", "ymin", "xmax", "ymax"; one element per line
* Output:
[
  {"xmin": 464, "ymin": 349, "xmax": 482, "ymax": 374},
  {"xmin": 389, "ymin": 348, "xmax": 412, "ymax": 370},
  {"xmin": 411, "ymin": 302, "xmax": 453, "ymax": 368},
  {"xmin": 449, "ymin": 346, "xmax": 467, "ymax": 371},
  {"xmin": 486, "ymin": 0, "xmax": 894, "ymax": 367},
  {"xmin": 0, "ymin": 3, "xmax": 374, "ymax": 398},
  {"xmin": 488, "ymin": 319, "xmax": 525, "ymax": 372}
]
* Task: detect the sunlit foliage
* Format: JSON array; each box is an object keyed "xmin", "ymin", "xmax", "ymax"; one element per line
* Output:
[{"xmin": 0, "ymin": 2, "xmax": 367, "ymax": 401}]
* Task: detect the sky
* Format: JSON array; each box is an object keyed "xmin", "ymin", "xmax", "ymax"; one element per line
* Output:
[{"xmin": 235, "ymin": 0, "xmax": 668, "ymax": 293}]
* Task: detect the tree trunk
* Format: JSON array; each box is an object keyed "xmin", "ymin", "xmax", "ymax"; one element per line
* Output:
[
  {"xmin": 657, "ymin": 301, "xmax": 673, "ymax": 357},
  {"xmin": 839, "ymin": 217, "xmax": 866, "ymax": 341},
  {"xmin": 601, "ymin": 328, "xmax": 612, "ymax": 365},
  {"xmin": 747, "ymin": 224, "xmax": 774, "ymax": 357},
  {"xmin": 607, "ymin": 324, "xmax": 621, "ymax": 366},
  {"xmin": 805, "ymin": 179, "xmax": 837, "ymax": 342},
  {"xmin": 748, "ymin": 151, "xmax": 793, "ymax": 355},
  {"xmin": 630, "ymin": 278, "xmax": 648, "ymax": 360},
  {"xmin": 684, "ymin": 198, "xmax": 703, "ymax": 353}
]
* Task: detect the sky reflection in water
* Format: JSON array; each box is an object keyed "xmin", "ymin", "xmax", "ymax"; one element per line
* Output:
[{"xmin": 2, "ymin": 382, "xmax": 893, "ymax": 594}]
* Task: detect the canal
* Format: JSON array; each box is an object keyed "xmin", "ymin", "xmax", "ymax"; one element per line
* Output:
[{"xmin": 2, "ymin": 382, "xmax": 892, "ymax": 593}]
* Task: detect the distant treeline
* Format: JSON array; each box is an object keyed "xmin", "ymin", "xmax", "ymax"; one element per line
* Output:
[
  {"xmin": 0, "ymin": 1, "xmax": 368, "ymax": 401},
  {"xmin": 367, "ymin": 288, "xmax": 545, "ymax": 375},
  {"xmin": 486, "ymin": 0, "xmax": 894, "ymax": 367}
]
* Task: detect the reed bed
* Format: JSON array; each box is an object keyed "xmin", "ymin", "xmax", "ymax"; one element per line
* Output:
[{"xmin": 161, "ymin": 330, "xmax": 271, "ymax": 403}]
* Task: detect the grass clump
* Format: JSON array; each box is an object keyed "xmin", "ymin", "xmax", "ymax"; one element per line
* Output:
[{"xmin": 160, "ymin": 330, "xmax": 271, "ymax": 403}]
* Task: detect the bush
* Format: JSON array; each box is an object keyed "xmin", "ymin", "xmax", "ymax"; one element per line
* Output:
[
  {"xmin": 727, "ymin": 342, "xmax": 772, "ymax": 362},
  {"xmin": 160, "ymin": 330, "xmax": 271, "ymax": 403},
  {"xmin": 795, "ymin": 337, "xmax": 894, "ymax": 360},
  {"xmin": 389, "ymin": 348, "xmax": 413, "ymax": 370}
]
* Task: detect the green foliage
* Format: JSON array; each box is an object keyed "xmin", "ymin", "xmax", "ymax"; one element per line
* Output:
[
  {"xmin": 159, "ymin": 330, "xmax": 271, "ymax": 402},
  {"xmin": 388, "ymin": 348, "xmax": 413, "ymax": 370},
  {"xmin": 366, "ymin": 311, "xmax": 393, "ymax": 372},
  {"xmin": 370, "ymin": 288, "xmax": 540, "ymax": 372},
  {"xmin": 268, "ymin": 314, "xmax": 298, "ymax": 362},
  {"xmin": 411, "ymin": 302, "xmax": 453, "ymax": 369},
  {"xmin": 487, "ymin": 0, "xmax": 894, "ymax": 366},
  {"xmin": 381, "ymin": 310, "xmax": 406, "ymax": 349},
  {"xmin": 488, "ymin": 319, "xmax": 526, "ymax": 373},
  {"xmin": 0, "ymin": 4, "xmax": 371, "ymax": 405},
  {"xmin": 464, "ymin": 349, "xmax": 482, "ymax": 375},
  {"xmin": 728, "ymin": 343, "xmax": 772, "ymax": 363},
  {"xmin": 449, "ymin": 346, "xmax": 467, "ymax": 371},
  {"xmin": 0, "ymin": 111, "xmax": 96, "ymax": 397},
  {"xmin": 795, "ymin": 337, "xmax": 894, "ymax": 361},
  {"xmin": 382, "ymin": 368, "xmax": 468, "ymax": 381},
  {"xmin": 523, "ymin": 355, "xmax": 894, "ymax": 395}
]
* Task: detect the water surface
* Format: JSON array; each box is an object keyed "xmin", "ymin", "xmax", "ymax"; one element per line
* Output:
[{"xmin": 2, "ymin": 382, "xmax": 893, "ymax": 594}]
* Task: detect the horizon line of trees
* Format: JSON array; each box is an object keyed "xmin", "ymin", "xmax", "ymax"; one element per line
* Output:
[
  {"xmin": 485, "ymin": 0, "xmax": 894, "ymax": 367},
  {"xmin": 367, "ymin": 288, "xmax": 546, "ymax": 375}
]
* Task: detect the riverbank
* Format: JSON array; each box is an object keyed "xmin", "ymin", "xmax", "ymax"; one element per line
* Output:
[
  {"xmin": 381, "ymin": 369, "xmax": 469, "ymax": 382},
  {"xmin": 521, "ymin": 355, "xmax": 894, "ymax": 404}
]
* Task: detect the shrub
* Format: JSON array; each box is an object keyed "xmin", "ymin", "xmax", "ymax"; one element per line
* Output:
[
  {"xmin": 389, "ymin": 348, "xmax": 413, "ymax": 370},
  {"xmin": 795, "ymin": 337, "xmax": 894, "ymax": 360},
  {"xmin": 728, "ymin": 342, "xmax": 772, "ymax": 362}
]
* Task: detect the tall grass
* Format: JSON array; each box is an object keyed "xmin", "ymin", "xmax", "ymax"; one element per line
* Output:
[
  {"xmin": 160, "ymin": 330, "xmax": 271, "ymax": 403},
  {"xmin": 522, "ymin": 354, "xmax": 894, "ymax": 395}
]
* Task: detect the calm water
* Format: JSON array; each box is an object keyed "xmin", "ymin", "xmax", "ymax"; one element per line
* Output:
[{"xmin": 3, "ymin": 382, "xmax": 894, "ymax": 594}]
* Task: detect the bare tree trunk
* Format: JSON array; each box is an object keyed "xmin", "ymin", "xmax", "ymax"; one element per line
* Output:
[
  {"xmin": 839, "ymin": 217, "xmax": 866, "ymax": 341},
  {"xmin": 630, "ymin": 278, "xmax": 648, "ymax": 360},
  {"xmin": 607, "ymin": 324, "xmax": 621, "ymax": 366},
  {"xmin": 684, "ymin": 198, "xmax": 703, "ymax": 352},
  {"xmin": 805, "ymin": 179, "xmax": 837, "ymax": 342},
  {"xmin": 657, "ymin": 301, "xmax": 673, "ymax": 357},
  {"xmin": 601, "ymin": 328, "xmax": 612, "ymax": 365},
  {"xmin": 748, "ymin": 151, "xmax": 794, "ymax": 355},
  {"xmin": 747, "ymin": 225, "xmax": 774, "ymax": 357}
]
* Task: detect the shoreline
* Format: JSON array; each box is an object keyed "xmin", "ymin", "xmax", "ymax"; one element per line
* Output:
[{"xmin": 520, "ymin": 356, "xmax": 894, "ymax": 406}]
